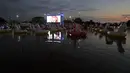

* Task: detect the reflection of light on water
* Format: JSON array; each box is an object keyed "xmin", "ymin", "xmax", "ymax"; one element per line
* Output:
[
  {"xmin": 47, "ymin": 31, "xmax": 63, "ymax": 40},
  {"xmin": 47, "ymin": 31, "xmax": 53, "ymax": 39},
  {"xmin": 46, "ymin": 31, "xmax": 64, "ymax": 43},
  {"xmin": 46, "ymin": 40, "xmax": 61, "ymax": 43},
  {"xmin": 61, "ymin": 37, "xmax": 64, "ymax": 40},
  {"xmin": 125, "ymin": 31, "xmax": 127, "ymax": 34},
  {"xmin": 54, "ymin": 32, "xmax": 61, "ymax": 40},
  {"xmin": 78, "ymin": 46, "xmax": 80, "ymax": 48},
  {"xmin": 107, "ymin": 31, "xmax": 110, "ymax": 34},
  {"xmin": 18, "ymin": 36, "xmax": 21, "ymax": 42}
]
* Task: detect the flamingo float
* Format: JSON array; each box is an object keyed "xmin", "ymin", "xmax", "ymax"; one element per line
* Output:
[{"xmin": 67, "ymin": 23, "xmax": 87, "ymax": 40}]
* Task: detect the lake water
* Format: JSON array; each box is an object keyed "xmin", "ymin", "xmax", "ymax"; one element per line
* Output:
[{"xmin": 0, "ymin": 31, "xmax": 130, "ymax": 73}]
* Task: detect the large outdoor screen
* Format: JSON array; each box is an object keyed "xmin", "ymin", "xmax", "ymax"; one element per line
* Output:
[{"xmin": 47, "ymin": 15, "xmax": 61, "ymax": 23}]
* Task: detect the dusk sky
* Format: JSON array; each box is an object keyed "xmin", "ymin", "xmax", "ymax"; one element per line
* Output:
[{"xmin": 1, "ymin": 0, "xmax": 130, "ymax": 22}]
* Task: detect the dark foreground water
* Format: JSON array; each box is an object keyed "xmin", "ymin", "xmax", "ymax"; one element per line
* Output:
[{"xmin": 0, "ymin": 31, "xmax": 130, "ymax": 73}]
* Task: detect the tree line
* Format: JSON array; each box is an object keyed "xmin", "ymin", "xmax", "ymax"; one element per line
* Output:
[{"xmin": 0, "ymin": 17, "xmax": 130, "ymax": 27}]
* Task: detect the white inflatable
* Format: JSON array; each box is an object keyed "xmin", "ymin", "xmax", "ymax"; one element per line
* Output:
[{"xmin": 107, "ymin": 23, "xmax": 127, "ymax": 37}]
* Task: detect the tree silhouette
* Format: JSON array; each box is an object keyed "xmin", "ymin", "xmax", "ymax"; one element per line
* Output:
[
  {"xmin": 31, "ymin": 17, "xmax": 45, "ymax": 25},
  {"xmin": 63, "ymin": 20, "xmax": 73, "ymax": 29},
  {"xmin": 0, "ymin": 17, "xmax": 7, "ymax": 25},
  {"xmin": 9, "ymin": 20, "xmax": 20, "ymax": 25},
  {"xmin": 89, "ymin": 20, "xmax": 95, "ymax": 26},
  {"xmin": 84, "ymin": 21, "xmax": 89, "ymax": 29},
  {"xmin": 64, "ymin": 20, "xmax": 72, "ymax": 23},
  {"xmin": 74, "ymin": 18, "xmax": 83, "ymax": 24}
]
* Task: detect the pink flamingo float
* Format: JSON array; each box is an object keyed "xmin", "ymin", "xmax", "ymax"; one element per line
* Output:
[{"xmin": 67, "ymin": 23, "xmax": 87, "ymax": 40}]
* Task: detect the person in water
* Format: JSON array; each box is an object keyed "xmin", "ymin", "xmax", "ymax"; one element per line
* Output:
[
  {"xmin": 72, "ymin": 22, "xmax": 82, "ymax": 32},
  {"xmin": 72, "ymin": 21, "xmax": 83, "ymax": 48},
  {"xmin": 116, "ymin": 39, "xmax": 125, "ymax": 54}
]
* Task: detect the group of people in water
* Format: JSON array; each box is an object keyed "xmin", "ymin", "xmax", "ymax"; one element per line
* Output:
[
  {"xmin": 0, "ymin": 21, "xmax": 127, "ymax": 53},
  {"xmin": 93, "ymin": 23, "xmax": 127, "ymax": 54},
  {"xmin": 65, "ymin": 21, "xmax": 127, "ymax": 53},
  {"xmin": 0, "ymin": 23, "xmax": 66, "ymax": 32}
]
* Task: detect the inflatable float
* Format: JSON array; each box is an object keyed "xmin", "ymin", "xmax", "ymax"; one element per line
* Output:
[{"xmin": 67, "ymin": 23, "xmax": 87, "ymax": 40}]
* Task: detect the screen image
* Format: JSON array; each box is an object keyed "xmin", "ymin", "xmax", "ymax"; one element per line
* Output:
[{"xmin": 47, "ymin": 16, "xmax": 61, "ymax": 23}]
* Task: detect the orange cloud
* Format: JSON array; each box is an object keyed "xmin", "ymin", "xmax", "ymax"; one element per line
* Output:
[{"xmin": 98, "ymin": 15, "xmax": 128, "ymax": 22}]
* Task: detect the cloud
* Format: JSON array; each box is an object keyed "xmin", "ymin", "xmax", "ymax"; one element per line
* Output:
[
  {"xmin": 122, "ymin": 14, "xmax": 130, "ymax": 17},
  {"xmin": 4, "ymin": 0, "xmax": 22, "ymax": 3},
  {"xmin": 81, "ymin": 16, "xmax": 122, "ymax": 23},
  {"xmin": 0, "ymin": 0, "xmax": 100, "ymax": 20},
  {"xmin": 61, "ymin": 8, "xmax": 99, "ymax": 12}
]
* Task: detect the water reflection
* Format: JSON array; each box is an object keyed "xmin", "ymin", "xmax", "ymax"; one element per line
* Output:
[
  {"xmin": 8, "ymin": 31, "xmax": 65, "ymax": 44},
  {"xmin": 66, "ymin": 31, "xmax": 86, "ymax": 48},
  {"xmin": 105, "ymin": 36, "xmax": 113, "ymax": 45},
  {"xmin": 94, "ymin": 32, "xmax": 98, "ymax": 36},
  {"xmin": 13, "ymin": 35, "xmax": 27, "ymax": 42},
  {"xmin": 99, "ymin": 34, "xmax": 103, "ymax": 39},
  {"xmin": 73, "ymin": 40, "xmax": 80, "ymax": 48},
  {"xmin": 116, "ymin": 40, "xmax": 125, "ymax": 54},
  {"xmin": 18, "ymin": 36, "xmax": 21, "ymax": 42},
  {"xmin": 0, "ymin": 30, "xmax": 127, "ymax": 54},
  {"xmin": 46, "ymin": 31, "xmax": 64, "ymax": 43}
]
